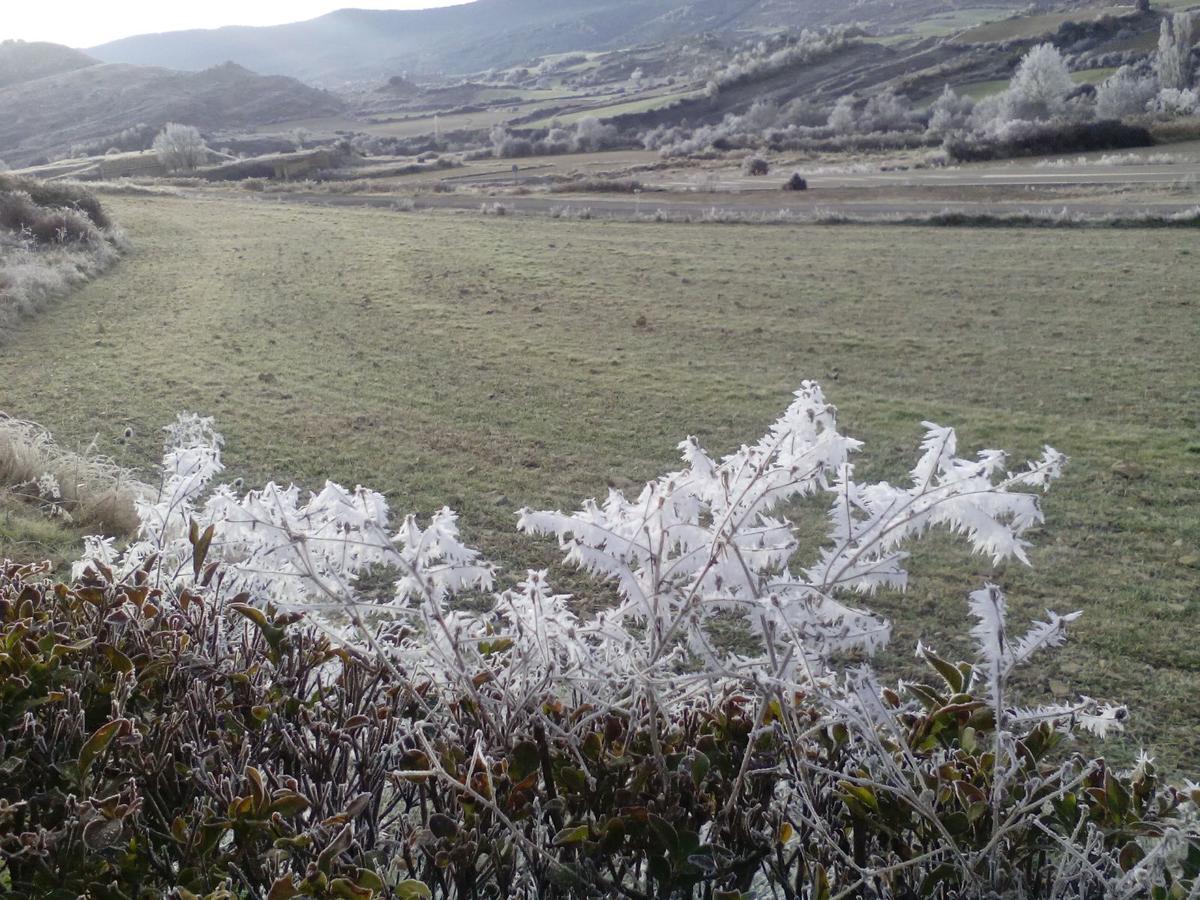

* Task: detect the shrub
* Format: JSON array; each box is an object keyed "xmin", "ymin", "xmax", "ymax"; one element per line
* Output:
[
  {"xmin": 3, "ymin": 396, "xmax": 1198, "ymax": 898},
  {"xmin": 1150, "ymin": 87, "xmax": 1200, "ymax": 117},
  {"xmin": 1096, "ymin": 66, "xmax": 1160, "ymax": 119},
  {"xmin": 926, "ymin": 85, "xmax": 975, "ymax": 138},
  {"xmin": 0, "ymin": 179, "xmax": 124, "ymax": 330},
  {"xmin": 153, "ymin": 122, "xmax": 208, "ymax": 172},
  {"xmin": 946, "ymin": 119, "xmax": 1154, "ymax": 162},
  {"xmin": 742, "ymin": 156, "xmax": 769, "ymax": 176},
  {"xmin": 783, "ymin": 171, "xmax": 808, "ymax": 191},
  {"xmin": 0, "ymin": 191, "xmax": 100, "ymax": 245},
  {"xmin": 549, "ymin": 177, "xmax": 643, "ymax": 193},
  {"xmin": 0, "ymin": 174, "xmax": 110, "ymax": 229}
]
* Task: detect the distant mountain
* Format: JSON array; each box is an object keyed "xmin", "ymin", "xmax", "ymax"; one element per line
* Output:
[
  {"xmin": 0, "ymin": 57, "xmax": 347, "ymax": 167},
  {"xmin": 0, "ymin": 40, "xmax": 96, "ymax": 88},
  {"xmin": 89, "ymin": 0, "xmax": 1031, "ymax": 85}
]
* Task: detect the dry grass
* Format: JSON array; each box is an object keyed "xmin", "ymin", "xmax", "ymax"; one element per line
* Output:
[{"xmin": 0, "ymin": 415, "xmax": 146, "ymax": 536}]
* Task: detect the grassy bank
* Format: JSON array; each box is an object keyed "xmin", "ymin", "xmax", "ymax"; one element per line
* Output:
[{"xmin": 0, "ymin": 193, "xmax": 1196, "ymax": 768}]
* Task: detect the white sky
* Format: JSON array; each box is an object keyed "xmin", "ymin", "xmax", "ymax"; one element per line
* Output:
[{"xmin": 1, "ymin": 1, "xmax": 472, "ymax": 49}]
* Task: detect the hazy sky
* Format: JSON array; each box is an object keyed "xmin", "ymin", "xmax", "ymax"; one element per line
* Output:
[{"xmin": 2, "ymin": 1, "xmax": 471, "ymax": 49}]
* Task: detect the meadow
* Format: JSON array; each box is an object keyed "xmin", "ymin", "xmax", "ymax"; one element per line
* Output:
[{"xmin": 0, "ymin": 192, "xmax": 1197, "ymax": 769}]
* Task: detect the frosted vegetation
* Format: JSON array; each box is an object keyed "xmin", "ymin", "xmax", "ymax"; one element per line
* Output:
[
  {"xmin": 44, "ymin": 386, "xmax": 1198, "ymax": 897},
  {"xmin": 643, "ymin": 15, "xmax": 1199, "ymax": 162},
  {"xmin": 0, "ymin": 176, "xmax": 126, "ymax": 331}
]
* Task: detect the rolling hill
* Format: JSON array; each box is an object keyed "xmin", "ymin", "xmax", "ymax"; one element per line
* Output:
[
  {"xmin": 0, "ymin": 56, "xmax": 347, "ymax": 168},
  {"xmin": 88, "ymin": 0, "xmax": 1033, "ymax": 85},
  {"xmin": 0, "ymin": 40, "xmax": 97, "ymax": 89}
]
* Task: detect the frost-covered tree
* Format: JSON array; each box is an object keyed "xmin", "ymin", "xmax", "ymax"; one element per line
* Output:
[
  {"xmin": 1007, "ymin": 43, "xmax": 1075, "ymax": 119},
  {"xmin": 152, "ymin": 123, "xmax": 207, "ymax": 172},
  {"xmin": 827, "ymin": 95, "xmax": 857, "ymax": 133},
  {"xmin": 926, "ymin": 84, "xmax": 975, "ymax": 136},
  {"xmin": 570, "ymin": 116, "xmax": 619, "ymax": 152},
  {"xmin": 1095, "ymin": 65, "xmax": 1160, "ymax": 119},
  {"xmin": 1156, "ymin": 12, "xmax": 1197, "ymax": 91}
]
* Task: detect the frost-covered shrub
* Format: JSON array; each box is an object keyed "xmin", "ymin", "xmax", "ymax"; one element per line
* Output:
[
  {"xmin": 926, "ymin": 85, "xmax": 976, "ymax": 138},
  {"xmin": 11, "ymin": 389, "xmax": 1196, "ymax": 898},
  {"xmin": 828, "ymin": 90, "xmax": 918, "ymax": 136},
  {"xmin": 709, "ymin": 27, "xmax": 857, "ymax": 91},
  {"xmin": 1150, "ymin": 87, "xmax": 1200, "ymax": 117},
  {"xmin": 1096, "ymin": 66, "xmax": 1160, "ymax": 119},
  {"xmin": 0, "ymin": 177, "xmax": 125, "ymax": 331},
  {"xmin": 570, "ymin": 116, "xmax": 619, "ymax": 152}
]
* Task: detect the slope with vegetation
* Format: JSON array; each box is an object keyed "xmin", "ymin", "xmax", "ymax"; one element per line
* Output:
[
  {"xmin": 0, "ymin": 57, "xmax": 345, "ymax": 168},
  {"xmin": 0, "ymin": 175, "xmax": 125, "ymax": 331},
  {"xmin": 86, "ymin": 0, "xmax": 1034, "ymax": 83}
]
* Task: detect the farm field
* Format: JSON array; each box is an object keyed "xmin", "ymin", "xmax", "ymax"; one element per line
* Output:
[{"xmin": 0, "ymin": 193, "xmax": 1197, "ymax": 770}]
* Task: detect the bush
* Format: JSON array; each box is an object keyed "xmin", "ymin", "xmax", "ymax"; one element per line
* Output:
[
  {"xmin": 946, "ymin": 119, "xmax": 1154, "ymax": 162},
  {"xmin": 1096, "ymin": 66, "xmax": 1160, "ymax": 120},
  {"xmin": 783, "ymin": 172, "xmax": 808, "ymax": 191},
  {"xmin": 0, "ymin": 174, "xmax": 110, "ymax": 229},
  {"xmin": 742, "ymin": 156, "xmax": 769, "ymax": 176},
  {"xmin": 2, "ymin": 397, "xmax": 1198, "ymax": 898},
  {"xmin": 0, "ymin": 191, "xmax": 100, "ymax": 245}
]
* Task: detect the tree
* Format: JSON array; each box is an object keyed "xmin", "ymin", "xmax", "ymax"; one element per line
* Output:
[
  {"xmin": 926, "ymin": 84, "xmax": 975, "ymax": 137},
  {"xmin": 152, "ymin": 123, "xmax": 208, "ymax": 172},
  {"xmin": 1095, "ymin": 66, "xmax": 1159, "ymax": 119},
  {"xmin": 1007, "ymin": 43, "xmax": 1075, "ymax": 119},
  {"xmin": 571, "ymin": 116, "xmax": 618, "ymax": 152},
  {"xmin": 1156, "ymin": 12, "xmax": 1197, "ymax": 91}
]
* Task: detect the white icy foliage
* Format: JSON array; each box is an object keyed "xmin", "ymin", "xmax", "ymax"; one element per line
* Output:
[
  {"xmin": 79, "ymin": 389, "xmax": 1077, "ymax": 714},
  {"xmin": 93, "ymin": 414, "xmax": 495, "ymax": 628},
  {"xmin": 521, "ymin": 383, "xmax": 1066, "ymax": 679}
]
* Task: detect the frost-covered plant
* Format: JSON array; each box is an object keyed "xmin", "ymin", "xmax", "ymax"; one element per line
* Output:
[
  {"xmin": 62, "ymin": 387, "xmax": 1200, "ymax": 897},
  {"xmin": 710, "ymin": 27, "xmax": 856, "ymax": 91},
  {"xmin": 1156, "ymin": 12, "xmax": 1197, "ymax": 92},
  {"xmin": 927, "ymin": 84, "xmax": 975, "ymax": 138},
  {"xmin": 1007, "ymin": 43, "xmax": 1076, "ymax": 120},
  {"xmin": 1096, "ymin": 66, "xmax": 1160, "ymax": 119},
  {"xmin": 1150, "ymin": 87, "xmax": 1200, "ymax": 117},
  {"xmin": 152, "ymin": 123, "xmax": 208, "ymax": 173}
]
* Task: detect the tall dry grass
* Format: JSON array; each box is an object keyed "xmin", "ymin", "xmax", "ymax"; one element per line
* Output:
[{"xmin": 0, "ymin": 415, "xmax": 147, "ymax": 536}]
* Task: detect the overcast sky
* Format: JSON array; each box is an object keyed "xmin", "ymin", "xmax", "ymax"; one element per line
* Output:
[{"xmin": 2, "ymin": 1, "xmax": 471, "ymax": 49}]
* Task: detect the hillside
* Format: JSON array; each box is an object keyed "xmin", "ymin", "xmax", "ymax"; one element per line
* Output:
[
  {"xmin": 88, "ymin": 0, "xmax": 1033, "ymax": 84},
  {"xmin": 0, "ymin": 40, "xmax": 96, "ymax": 89},
  {"xmin": 0, "ymin": 59, "xmax": 347, "ymax": 167}
]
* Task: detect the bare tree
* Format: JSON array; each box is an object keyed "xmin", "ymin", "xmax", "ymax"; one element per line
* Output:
[{"xmin": 152, "ymin": 123, "xmax": 208, "ymax": 172}]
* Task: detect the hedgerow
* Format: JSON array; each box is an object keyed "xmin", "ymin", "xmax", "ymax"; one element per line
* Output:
[{"xmin": 2, "ymin": 390, "xmax": 1197, "ymax": 898}]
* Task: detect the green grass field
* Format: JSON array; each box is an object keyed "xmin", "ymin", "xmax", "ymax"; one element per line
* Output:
[{"xmin": 1, "ymin": 194, "xmax": 1197, "ymax": 769}]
